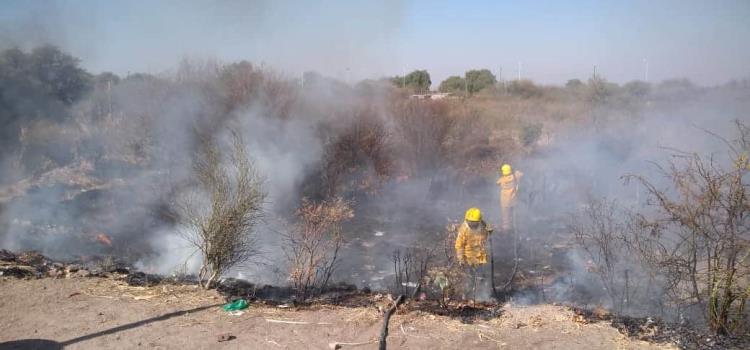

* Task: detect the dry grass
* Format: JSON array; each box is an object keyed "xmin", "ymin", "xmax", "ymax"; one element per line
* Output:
[{"xmin": 81, "ymin": 278, "xmax": 221, "ymax": 307}]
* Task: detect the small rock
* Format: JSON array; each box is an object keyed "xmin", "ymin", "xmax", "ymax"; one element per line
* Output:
[
  {"xmin": 88, "ymin": 267, "xmax": 104, "ymax": 277},
  {"xmin": 217, "ymin": 333, "xmax": 235, "ymax": 342},
  {"xmin": 66, "ymin": 264, "xmax": 82, "ymax": 273},
  {"xmin": 48, "ymin": 268, "xmax": 63, "ymax": 278},
  {"xmin": 75, "ymin": 269, "xmax": 91, "ymax": 278},
  {"xmin": 0, "ymin": 249, "xmax": 16, "ymax": 262}
]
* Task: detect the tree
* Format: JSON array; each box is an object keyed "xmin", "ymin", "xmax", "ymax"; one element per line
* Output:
[
  {"xmin": 220, "ymin": 60, "xmax": 262, "ymax": 108},
  {"xmin": 178, "ymin": 130, "xmax": 266, "ymax": 289},
  {"xmin": 654, "ymin": 78, "xmax": 698, "ymax": 100},
  {"xmin": 623, "ymin": 80, "xmax": 651, "ymax": 99},
  {"xmin": 587, "ymin": 76, "xmax": 618, "ymax": 105},
  {"xmin": 566, "ymin": 79, "xmax": 584, "ymax": 89},
  {"xmin": 389, "ymin": 70, "xmax": 431, "ymax": 93},
  {"xmin": 404, "ymin": 70, "xmax": 431, "ymax": 93},
  {"xmin": 28, "ymin": 45, "xmax": 93, "ymax": 104},
  {"xmin": 465, "ymin": 69, "xmax": 496, "ymax": 94},
  {"xmin": 388, "ymin": 75, "xmax": 405, "ymax": 89},
  {"xmin": 0, "ymin": 46, "xmax": 92, "ymax": 177},
  {"xmin": 507, "ymin": 80, "xmax": 542, "ymax": 99},
  {"xmin": 438, "ymin": 76, "xmax": 466, "ymax": 94}
]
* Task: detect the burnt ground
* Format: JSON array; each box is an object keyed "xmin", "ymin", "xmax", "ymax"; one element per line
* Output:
[{"xmin": 0, "ymin": 277, "xmax": 678, "ymax": 350}]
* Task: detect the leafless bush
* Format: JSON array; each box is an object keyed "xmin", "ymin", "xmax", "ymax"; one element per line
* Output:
[
  {"xmin": 258, "ymin": 70, "xmax": 298, "ymax": 120},
  {"xmin": 177, "ymin": 131, "xmax": 266, "ymax": 289},
  {"xmin": 220, "ymin": 60, "xmax": 263, "ymax": 109},
  {"xmin": 425, "ymin": 221, "xmax": 468, "ymax": 307},
  {"xmin": 283, "ymin": 197, "xmax": 353, "ymax": 301},
  {"xmin": 625, "ymin": 120, "xmax": 750, "ymax": 335},
  {"xmin": 569, "ymin": 198, "xmax": 632, "ymax": 313},
  {"xmin": 392, "ymin": 246, "xmax": 435, "ymax": 299},
  {"xmin": 390, "ymin": 100, "xmax": 455, "ymax": 177},
  {"xmin": 507, "ymin": 79, "xmax": 543, "ymax": 99},
  {"xmin": 96, "ymin": 255, "xmax": 116, "ymax": 272},
  {"xmin": 320, "ymin": 106, "xmax": 393, "ymax": 197},
  {"xmin": 444, "ymin": 107, "xmax": 499, "ymax": 176}
]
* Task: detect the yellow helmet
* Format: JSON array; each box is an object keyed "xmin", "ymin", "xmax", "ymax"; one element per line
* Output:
[
  {"xmin": 465, "ymin": 207, "xmax": 482, "ymax": 222},
  {"xmin": 501, "ymin": 164, "xmax": 512, "ymax": 176}
]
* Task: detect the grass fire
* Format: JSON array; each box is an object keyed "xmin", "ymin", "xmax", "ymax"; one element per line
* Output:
[{"xmin": 1, "ymin": 1, "xmax": 749, "ymax": 349}]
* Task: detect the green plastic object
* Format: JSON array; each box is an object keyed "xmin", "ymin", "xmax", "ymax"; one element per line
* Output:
[
  {"xmin": 434, "ymin": 274, "xmax": 449, "ymax": 291},
  {"xmin": 223, "ymin": 299, "xmax": 249, "ymax": 311}
]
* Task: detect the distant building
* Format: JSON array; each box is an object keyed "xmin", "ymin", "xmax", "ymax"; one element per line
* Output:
[
  {"xmin": 408, "ymin": 92, "xmax": 455, "ymax": 100},
  {"xmin": 430, "ymin": 93, "xmax": 453, "ymax": 100}
]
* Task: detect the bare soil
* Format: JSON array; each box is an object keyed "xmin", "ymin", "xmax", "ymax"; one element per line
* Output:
[{"xmin": 0, "ymin": 277, "xmax": 674, "ymax": 350}]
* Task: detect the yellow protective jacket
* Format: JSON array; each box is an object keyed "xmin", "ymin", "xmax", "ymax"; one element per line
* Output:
[
  {"xmin": 455, "ymin": 220, "xmax": 492, "ymax": 266},
  {"xmin": 497, "ymin": 171, "xmax": 523, "ymax": 208}
]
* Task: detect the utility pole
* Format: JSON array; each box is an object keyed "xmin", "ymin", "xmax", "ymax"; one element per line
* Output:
[
  {"xmin": 517, "ymin": 61, "xmax": 522, "ymax": 80},
  {"xmin": 499, "ymin": 66, "xmax": 505, "ymax": 93},
  {"xmin": 593, "ymin": 64, "xmax": 598, "ymax": 79},
  {"xmin": 464, "ymin": 72, "xmax": 468, "ymax": 96},
  {"xmin": 107, "ymin": 79, "xmax": 112, "ymax": 118}
]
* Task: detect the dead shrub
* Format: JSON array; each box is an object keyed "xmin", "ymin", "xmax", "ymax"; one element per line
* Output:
[
  {"xmin": 390, "ymin": 100, "xmax": 455, "ymax": 177},
  {"xmin": 507, "ymin": 80, "xmax": 543, "ymax": 99},
  {"xmin": 220, "ymin": 60, "xmax": 263, "ymax": 109},
  {"xmin": 425, "ymin": 221, "xmax": 469, "ymax": 307},
  {"xmin": 391, "ymin": 246, "xmax": 436, "ymax": 299},
  {"xmin": 320, "ymin": 106, "xmax": 393, "ymax": 197},
  {"xmin": 177, "ymin": 130, "xmax": 266, "ymax": 289},
  {"xmin": 569, "ymin": 198, "xmax": 633, "ymax": 313},
  {"xmin": 220, "ymin": 61, "xmax": 298, "ymax": 118},
  {"xmin": 258, "ymin": 70, "xmax": 298, "ymax": 120},
  {"xmin": 444, "ymin": 107, "xmax": 499, "ymax": 176},
  {"xmin": 283, "ymin": 197, "xmax": 354, "ymax": 301},
  {"xmin": 625, "ymin": 120, "xmax": 750, "ymax": 335}
]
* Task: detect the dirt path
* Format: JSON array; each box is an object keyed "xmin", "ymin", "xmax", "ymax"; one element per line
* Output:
[{"xmin": 0, "ymin": 278, "xmax": 674, "ymax": 350}]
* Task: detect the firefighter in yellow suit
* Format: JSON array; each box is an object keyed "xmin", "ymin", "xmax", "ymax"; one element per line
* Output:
[
  {"xmin": 497, "ymin": 164, "xmax": 522, "ymax": 232},
  {"xmin": 455, "ymin": 207, "xmax": 493, "ymax": 302}
]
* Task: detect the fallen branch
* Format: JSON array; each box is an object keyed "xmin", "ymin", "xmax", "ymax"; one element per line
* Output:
[
  {"xmin": 265, "ymin": 318, "xmax": 332, "ymax": 325},
  {"xmin": 328, "ymin": 340, "xmax": 377, "ymax": 349},
  {"xmin": 379, "ymin": 294, "xmax": 405, "ymax": 350}
]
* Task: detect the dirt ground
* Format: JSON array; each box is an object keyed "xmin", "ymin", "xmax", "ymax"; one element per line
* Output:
[{"xmin": 0, "ymin": 278, "xmax": 675, "ymax": 350}]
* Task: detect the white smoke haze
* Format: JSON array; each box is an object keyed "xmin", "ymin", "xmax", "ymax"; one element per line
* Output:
[{"xmin": 0, "ymin": 1, "xmax": 749, "ymax": 333}]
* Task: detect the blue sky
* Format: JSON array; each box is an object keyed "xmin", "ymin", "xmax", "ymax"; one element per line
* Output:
[{"xmin": 1, "ymin": 0, "xmax": 749, "ymax": 85}]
